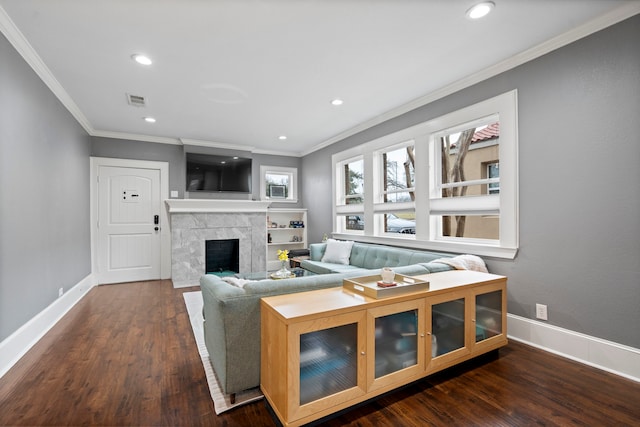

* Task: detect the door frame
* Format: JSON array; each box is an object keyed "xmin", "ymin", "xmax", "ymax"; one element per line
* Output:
[{"xmin": 90, "ymin": 157, "xmax": 171, "ymax": 282}]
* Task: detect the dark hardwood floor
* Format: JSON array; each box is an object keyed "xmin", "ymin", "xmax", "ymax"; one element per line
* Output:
[{"xmin": 0, "ymin": 280, "xmax": 638, "ymax": 427}]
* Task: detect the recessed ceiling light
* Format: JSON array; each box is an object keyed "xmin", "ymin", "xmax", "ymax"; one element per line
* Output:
[
  {"xmin": 233, "ymin": 156, "xmax": 239, "ymax": 160},
  {"xmin": 144, "ymin": 117, "xmax": 156, "ymax": 123},
  {"xmin": 466, "ymin": 2, "xmax": 495, "ymax": 20},
  {"xmin": 279, "ymin": 135, "xmax": 287, "ymax": 140},
  {"xmin": 331, "ymin": 99, "xmax": 344, "ymax": 106},
  {"xmin": 131, "ymin": 53, "xmax": 152, "ymax": 65}
]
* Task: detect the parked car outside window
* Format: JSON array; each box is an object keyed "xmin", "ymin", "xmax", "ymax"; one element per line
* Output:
[{"xmin": 386, "ymin": 213, "xmax": 415, "ymax": 234}]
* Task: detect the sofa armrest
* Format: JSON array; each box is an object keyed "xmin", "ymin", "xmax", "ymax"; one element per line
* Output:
[{"xmin": 200, "ymin": 274, "xmax": 260, "ymax": 395}]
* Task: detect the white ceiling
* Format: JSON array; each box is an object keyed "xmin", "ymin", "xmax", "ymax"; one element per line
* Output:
[{"xmin": 0, "ymin": 1, "xmax": 638, "ymax": 156}]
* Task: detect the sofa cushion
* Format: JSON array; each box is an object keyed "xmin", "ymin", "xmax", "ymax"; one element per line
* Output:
[
  {"xmin": 300, "ymin": 259, "xmax": 363, "ymax": 274},
  {"xmin": 321, "ymin": 239, "xmax": 354, "ymax": 264},
  {"xmin": 359, "ymin": 246, "xmax": 412, "ymax": 269}
]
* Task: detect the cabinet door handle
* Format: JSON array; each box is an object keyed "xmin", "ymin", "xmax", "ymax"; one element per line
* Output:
[
  {"xmin": 426, "ymin": 332, "xmax": 432, "ymax": 335},
  {"xmin": 361, "ymin": 351, "xmax": 366, "ymax": 355},
  {"xmin": 420, "ymin": 333, "xmax": 425, "ymax": 338}
]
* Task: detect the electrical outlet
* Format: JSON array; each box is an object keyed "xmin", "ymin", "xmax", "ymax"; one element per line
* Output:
[
  {"xmin": 58, "ymin": 287, "xmax": 64, "ymax": 298},
  {"xmin": 536, "ymin": 303, "xmax": 548, "ymax": 320}
]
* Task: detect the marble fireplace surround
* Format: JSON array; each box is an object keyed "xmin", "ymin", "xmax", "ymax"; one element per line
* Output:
[{"xmin": 166, "ymin": 199, "xmax": 270, "ymax": 288}]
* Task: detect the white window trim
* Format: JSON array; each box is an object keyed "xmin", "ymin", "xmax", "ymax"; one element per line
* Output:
[
  {"xmin": 260, "ymin": 165, "xmax": 298, "ymax": 202},
  {"xmin": 332, "ymin": 90, "xmax": 518, "ymax": 259}
]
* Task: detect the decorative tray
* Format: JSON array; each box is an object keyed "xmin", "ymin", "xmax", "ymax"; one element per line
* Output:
[{"xmin": 343, "ymin": 273, "xmax": 429, "ymax": 299}]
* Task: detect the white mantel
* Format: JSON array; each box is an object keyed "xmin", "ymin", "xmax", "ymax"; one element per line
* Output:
[{"xmin": 165, "ymin": 199, "xmax": 271, "ymax": 213}]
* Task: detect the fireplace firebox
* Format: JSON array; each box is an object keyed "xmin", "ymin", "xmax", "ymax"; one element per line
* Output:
[{"xmin": 205, "ymin": 239, "xmax": 239, "ymax": 276}]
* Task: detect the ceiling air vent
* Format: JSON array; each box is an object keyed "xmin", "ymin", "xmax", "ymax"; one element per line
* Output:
[{"xmin": 126, "ymin": 93, "xmax": 146, "ymax": 107}]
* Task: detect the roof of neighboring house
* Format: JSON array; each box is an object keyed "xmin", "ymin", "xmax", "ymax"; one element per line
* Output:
[{"xmin": 472, "ymin": 122, "xmax": 500, "ymax": 142}]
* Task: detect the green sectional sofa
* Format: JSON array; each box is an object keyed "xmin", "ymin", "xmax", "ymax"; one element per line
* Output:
[
  {"xmin": 200, "ymin": 241, "xmax": 457, "ymax": 398},
  {"xmin": 301, "ymin": 241, "xmax": 455, "ymax": 274}
]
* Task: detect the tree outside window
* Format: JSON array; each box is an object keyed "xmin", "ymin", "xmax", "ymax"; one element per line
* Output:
[
  {"xmin": 344, "ymin": 159, "xmax": 364, "ymax": 205},
  {"xmin": 381, "ymin": 145, "xmax": 416, "ymax": 233},
  {"xmin": 438, "ymin": 121, "xmax": 500, "ymax": 239}
]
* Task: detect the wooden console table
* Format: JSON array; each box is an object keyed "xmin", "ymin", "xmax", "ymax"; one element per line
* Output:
[{"xmin": 260, "ymin": 270, "xmax": 507, "ymax": 427}]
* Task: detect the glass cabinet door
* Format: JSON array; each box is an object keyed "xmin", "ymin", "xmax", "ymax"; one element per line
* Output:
[
  {"xmin": 475, "ymin": 290, "xmax": 503, "ymax": 342},
  {"xmin": 299, "ymin": 323, "xmax": 358, "ymax": 405},
  {"xmin": 288, "ymin": 309, "xmax": 366, "ymax": 422},
  {"xmin": 431, "ymin": 298, "xmax": 465, "ymax": 357},
  {"xmin": 367, "ymin": 299, "xmax": 425, "ymax": 391},
  {"xmin": 374, "ymin": 309, "xmax": 419, "ymax": 378}
]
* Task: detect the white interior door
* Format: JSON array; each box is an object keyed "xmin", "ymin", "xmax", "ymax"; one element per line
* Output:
[{"xmin": 97, "ymin": 165, "xmax": 161, "ymax": 284}]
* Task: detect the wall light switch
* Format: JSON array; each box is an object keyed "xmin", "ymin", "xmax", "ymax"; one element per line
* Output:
[{"xmin": 170, "ymin": 190, "xmax": 179, "ymax": 198}]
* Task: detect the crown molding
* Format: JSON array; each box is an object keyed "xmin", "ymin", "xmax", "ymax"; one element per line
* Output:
[
  {"xmin": 91, "ymin": 130, "xmax": 180, "ymax": 145},
  {"xmin": 0, "ymin": 5, "xmax": 95, "ymax": 135},
  {"xmin": 304, "ymin": 2, "xmax": 640, "ymax": 157},
  {"xmin": 179, "ymin": 138, "xmax": 255, "ymax": 152},
  {"xmin": 3, "ymin": 3, "xmax": 637, "ymax": 158},
  {"xmin": 252, "ymin": 147, "xmax": 304, "ymax": 157}
]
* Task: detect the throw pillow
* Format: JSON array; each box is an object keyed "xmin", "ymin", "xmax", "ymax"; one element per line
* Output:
[{"xmin": 321, "ymin": 239, "xmax": 354, "ymax": 265}]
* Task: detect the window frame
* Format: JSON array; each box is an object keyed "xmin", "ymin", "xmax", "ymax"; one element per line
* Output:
[
  {"xmin": 374, "ymin": 141, "xmax": 417, "ymax": 237},
  {"xmin": 334, "ymin": 154, "xmax": 365, "ymax": 234},
  {"xmin": 332, "ymin": 90, "xmax": 518, "ymax": 259},
  {"xmin": 260, "ymin": 165, "xmax": 298, "ymax": 203}
]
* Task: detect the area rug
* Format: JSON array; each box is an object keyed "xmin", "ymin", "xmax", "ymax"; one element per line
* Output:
[{"xmin": 183, "ymin": 291, "xmax": 263, "ymax": 414}]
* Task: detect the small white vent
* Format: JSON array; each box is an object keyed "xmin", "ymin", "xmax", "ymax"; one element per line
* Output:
[{"xmin": 126, "ymin": 93, "xmax": 146, "ymax": 107}]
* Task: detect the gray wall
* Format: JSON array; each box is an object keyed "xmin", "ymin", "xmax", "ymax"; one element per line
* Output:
[
  {"xmin": 0, "ymin": 33, "xmax": 91, "ymax": 341},
  {"xmin": 303, "ymin": 15, "xmax": 640, "ymax": 348},
  {"xmin": 91, "ymin": 138, "xmax": 303, "ymax": 207},
  {"xmin": 91, "ymin": 137, "xmax": 184, "ymax": 195}
]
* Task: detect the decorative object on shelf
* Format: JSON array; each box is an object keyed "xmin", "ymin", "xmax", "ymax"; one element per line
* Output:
[
  {"xmin": 289, "ymin": 220, "xmax": 304, "ymax": 228},
  {"xmin": 268, "ymin": 233, "xmax": 272, "ymax": 243},
  {"xmin": 322, "ymin": 233, "xmax": 328, "ymax": 242},
  {"xmin": 272, "ymin": 249, "xmax": 291, "ymax": 279},
  {"xmin": 380, "ymin": 267, "xmax": 395, "ymax": 284}
]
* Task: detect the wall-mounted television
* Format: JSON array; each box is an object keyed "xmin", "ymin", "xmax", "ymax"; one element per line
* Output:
[{"xmin": 186, "ymin": 153, "xmax": 252, "ymax": 193}]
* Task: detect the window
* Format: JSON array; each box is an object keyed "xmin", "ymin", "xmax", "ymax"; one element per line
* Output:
[
  {"xmin": 376, "ymin": 143, "xmax": 416, "ymax": 236},
  {"xmin": 260, "ymin": 165, "xmax": 297, "ymax": 202},
  {"xmin": 332, "ymin": 90, "xmax": 518, "ymax": 258},
  {"xmin": 487, "ymin": 162, "xmax": 500, "ymax": 194},
  {"xmin": 343, "ymin": 158, "xmax": 364, "ymax": 205},
  {"xmin": 381, "ymin": 145, "xmax": 415, "ymax": 204},
  {"xmin": 431, "ymin": 117, "xmax": 500, "ymax": 241},
  {"xmin": 334, "ymin": 156, "xmax": 364, "ymax": 233}
]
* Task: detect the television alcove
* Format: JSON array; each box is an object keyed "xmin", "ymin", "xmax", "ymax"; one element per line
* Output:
[{"xmin": 186, "ymin": 153, "xmax": 252, "ymax": 193}]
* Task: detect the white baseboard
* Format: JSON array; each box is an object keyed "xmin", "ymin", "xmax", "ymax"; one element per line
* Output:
[
  {"xmin": 507, "ymin": 314, "xmax": 640, "ymax": 382},
  {"xmin": 0, "ymin": 274, "xmax": 96, "ymax": 379}
]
